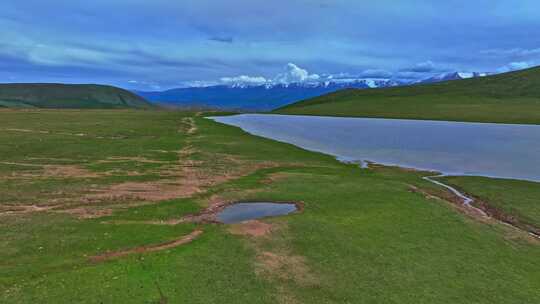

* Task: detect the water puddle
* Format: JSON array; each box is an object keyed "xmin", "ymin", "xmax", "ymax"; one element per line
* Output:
[{"xmin": 217, "ymin": 202, "xmax": 298, "ymax": 224}]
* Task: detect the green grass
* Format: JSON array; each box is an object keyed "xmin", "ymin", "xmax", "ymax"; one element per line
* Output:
[
  {"xmin": 0, "ymin": 110, "xmax": 190, "ymax": 208},
  {"xmin": 0, "ymin": 83, "xmax": 152, "ymax": 109},
  {"xmin": 1, "ymin": 110, "xmax": 539, "ymax": 303},
  {"xmin": 439, "ymin": 176, "xmax": 540, "ymax": 229},
  {"xmin": 276, "ymin": 66, "xmax": 540, "ymax": 124}
]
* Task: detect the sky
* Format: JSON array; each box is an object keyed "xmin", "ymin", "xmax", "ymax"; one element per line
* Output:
[{"xmin": 1, "ymin": 0, "xmax": 540, "ymax": 90}]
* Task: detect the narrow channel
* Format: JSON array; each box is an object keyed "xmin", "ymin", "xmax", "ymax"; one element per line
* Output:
[{"xmin": 422, "ymin": 175, "xmax": 474, "ymax": 205}]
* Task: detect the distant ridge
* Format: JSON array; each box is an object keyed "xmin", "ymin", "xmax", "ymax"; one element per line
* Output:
[
  {"xmin": 274, "ymin": 66, "xmax": 540, "ymax": 124},
  {"xmin": 418, "ymin": 71, "xmax": 490, "ymax": 84},
  {"xmin": 136, "ymin": 80, "xmax": 401, "ymax": 111},
  {"xmin": 0, "ymin": 83, "xmax": 152, "ymax": 109},
  {"xmin": 136, "ymin": 72, "xmax": 491, "ymax": 111}
]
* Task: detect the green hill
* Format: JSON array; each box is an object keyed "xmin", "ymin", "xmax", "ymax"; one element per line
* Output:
[
  {"xmin": 275, "ymin": 66, "xmax": 540, "ymax": 124},
  {"xmin": 0, "ymin": 83, "xmax": 152, "ymax": 109}
]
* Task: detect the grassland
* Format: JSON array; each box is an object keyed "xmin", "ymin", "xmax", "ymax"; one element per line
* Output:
[
  {"xmin": 276, "ymin": 66, "xmax": 540, "ymax": 124},
  {"xmin": 0, "ymin": 84, "xmax": 152, "ymax": 109},
  {"xmin": 1, "ymin": 110, "xmax": 539, "ymax": 303}
]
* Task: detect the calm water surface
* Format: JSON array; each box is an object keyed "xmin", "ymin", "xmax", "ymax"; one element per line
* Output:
[
  {"xmin": 217, "ymin": 202, "xmax": 298, "ymax": 224},
  {"xmin": 211, "ymin": 114, "xmax": 540, "ymax": 182}
]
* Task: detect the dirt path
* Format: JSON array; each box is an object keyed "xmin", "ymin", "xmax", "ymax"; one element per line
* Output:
[
  {"xmin": 181, "ymin": 117, "xmax": 198, "ymax": 135},
  {"xmin": 89, "ymin": 229, "xmax": 203, "ymax": 263}
]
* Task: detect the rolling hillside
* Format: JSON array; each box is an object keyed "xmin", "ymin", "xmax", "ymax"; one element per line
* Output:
[
  {"xmin": 0, "ymin": 83, "xmax": 152, "ymax": 109},
  {"xmin": 275, "ymin": 66, "xmax": 540, "ymax": 124}
]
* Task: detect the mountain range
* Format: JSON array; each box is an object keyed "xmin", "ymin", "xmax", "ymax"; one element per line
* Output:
[
  {"xmin": 418, "ymin": 72, "xmax": 490, "ymax": 84},
  {"xmin": 136, "ymin": 72, "xmax": 490, "ymax": 111}
]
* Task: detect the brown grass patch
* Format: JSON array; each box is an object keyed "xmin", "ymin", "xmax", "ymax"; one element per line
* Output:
[
  {"xmin": 97, "ymin": 156, "xmax": 168, "ymax": 164},
  {"xmin": 0, "ymin": 204, "xmax": 56, "ymax": 215},
  {"xmin": 256, "ymin": 251, "xmax": 319, "ymax": 287},
  {"xmin": 86, "ymin": 155, "xmax": 280, "ymax": 204},
  {"xmin": 86, "ymin": 180, "xmax": 201, "ymax": 202},
  {"xmin": 3, "ymin": 163, "xmax": 102, "ymax": 179},
  {"xmin": 261, "ymin": 172, "xmax": 292, "ymax": 185},
  {"xmin": 57, "ymin": 207, "xmax": 114, "ymax": 219},
  {"xmin": 42, "ymin": 165, "xmax": 101, "ymax": 178}
]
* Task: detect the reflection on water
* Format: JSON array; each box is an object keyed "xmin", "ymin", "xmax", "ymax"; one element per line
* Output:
[
  {"xmin": 211, "ymin": 114, "xmax": 540, "ymax": 182},
  {"xmin": 217, "ymin": 202, "xmax": 298, "ymax": 224}
]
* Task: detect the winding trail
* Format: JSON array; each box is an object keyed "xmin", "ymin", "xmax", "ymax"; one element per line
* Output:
[{"xmin": 89, "ymin": 229, "xmax": 203, "ymax": 263}]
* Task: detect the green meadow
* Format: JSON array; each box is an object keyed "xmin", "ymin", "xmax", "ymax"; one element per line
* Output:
[{"xmin": 1, "ymin": 110, "xmax": 539, "ymax": 303}]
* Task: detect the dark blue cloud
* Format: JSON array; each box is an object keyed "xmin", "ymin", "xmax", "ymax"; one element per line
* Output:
[
  {"xmin": 208, "ymin": 36, "xmax": 234, "ymax": 43},
  {"xmin": 1, "ymin": 0, "xmax": 540, "ymax": 89},
  {"xmin": 401, "ymin": 61, "xmax": 437, "ymax": 73}
]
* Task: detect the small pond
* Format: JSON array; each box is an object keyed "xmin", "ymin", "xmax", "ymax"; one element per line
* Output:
[{"xmin": 217, "ymin": 202, "xmax": 298, "ymax": 224}]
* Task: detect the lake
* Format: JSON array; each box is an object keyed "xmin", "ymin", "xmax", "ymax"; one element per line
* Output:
[{"xmin": 210, "ymin": 114, "xmax": 540, "ymax": 182}]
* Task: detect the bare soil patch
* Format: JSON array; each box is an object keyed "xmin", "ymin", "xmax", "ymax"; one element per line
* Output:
[
  {"xmin": 42, "ymin": 165, "xmax": 101, "ymax": 178},
  {"xmin": 228, "ymin": 220, "xmax": 273, "ymax": 237}
]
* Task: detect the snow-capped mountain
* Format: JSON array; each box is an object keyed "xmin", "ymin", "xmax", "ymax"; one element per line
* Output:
[
  {"xmin": 418, "ymin": 72, "xmax": 490, "ymax": 84},
  {"xmin": 136, "ymin": 71, "xmax": 490, "ymax": 111},
  {"xmin": 136, "ymin": 79, "xmax": 403, "ymax": 111}
]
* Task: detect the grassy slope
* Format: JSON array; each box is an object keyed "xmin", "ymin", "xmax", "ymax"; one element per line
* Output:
[
  {"xmin": 440, "ymin": 176, "xmax": 540, "ymax": 228},
  {"xmin": 0, "ymin": 83, "xmax": 152, "ymax": 109},
  {"xmin": 276, "ymin": 66, "xmax": 540, "ymax": 124},
  {"xmin": 0, "ymin": 110, "xmax": 539, "ymax": 303}
]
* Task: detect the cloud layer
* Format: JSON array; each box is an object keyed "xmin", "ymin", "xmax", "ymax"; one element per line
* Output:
[{"xmin": 1, "ymin": 1, "xmax": 540, "ymax": 89}]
